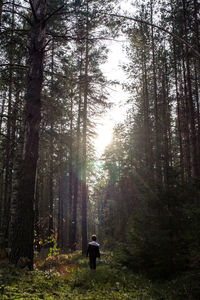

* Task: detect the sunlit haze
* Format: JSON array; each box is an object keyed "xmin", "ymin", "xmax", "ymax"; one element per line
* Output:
[
  {"xmin": 94, "ymin": 38, "xmax": 130, "ymax": 157},
  {"xmin": 94, "ymin": 117, "xmax": 113, "ymax": 155},
  {"xmin": 93, "ymin": 0, "xmax": 135, "ymax": 157}
]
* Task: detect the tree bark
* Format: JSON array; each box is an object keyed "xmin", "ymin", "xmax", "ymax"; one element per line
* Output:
[
  {"xmin": 71, "ymin": 49, "xmax": 83, "ymax": 252},
  {"xmin": 141, "ymin": 26, "xmax": 153, "ymax": 178},
  {"xmin": 1, "ymin": 0, "xmax": 15, "ymax": 248},
  {"xmin": 150, "ymin": 0, "xmax": 161, "ymax": 183},
  {"xmin": 10, "ymin": 0, "xmax": 47, "ymax": 269},
  {"xmin": 58, "ymin": 171, "xmax": 64, "ymax": 249},
  {"xmin": 48, "ymin": 38, "xmax": 55, "ymax": 236},
  {"xmin": 57, "ymin": 124, "xmax": 65, "ymax": 249},
  {"xmin": 182, "ymin": 0, "xmax": 199, "ymax": 177},
  {"xmin": 173, "ymin": 39, "xmax": 184, "ymax": 183},
  {"xmin": 0, "ymin": 0, "xmax": 3, "ymax": 30},
  {"xmin": 0, "ymin": 94, "xmax": 6, "ymax": 232},
  {"xmin": 81, "ymin": 0, "xmax": 89, "ymax": 255},
  {"xmin": 193, "ymin": 0, "xmax": 200, "ymax": 173},
  {"xmin": 69, "ymin": 94, "xmax": 74, "ymax": 250},
  {"xmin": 182, "ymin": 54, "xmax": 191, "ymax": 179},
  {"xmin": 0, "ymin": 94, "xmax": 5, "ymax": 137}
]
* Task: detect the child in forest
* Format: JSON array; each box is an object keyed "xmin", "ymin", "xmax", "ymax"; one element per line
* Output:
[{"xmin": 86, "ymin": 235, "xmax": 100, "ymax": 270}]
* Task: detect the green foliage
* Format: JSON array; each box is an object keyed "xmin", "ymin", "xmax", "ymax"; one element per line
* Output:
[
  {"xmin": 45, "ymin": 236, "xmax": 60, "ymax": 257},
  {"xmin": 115, "ymin": 180, "xmax": 200, "ymax": 279},
  {"xmin": 0, "ymin": 252, "xmax": 199, "ymax": 299}
]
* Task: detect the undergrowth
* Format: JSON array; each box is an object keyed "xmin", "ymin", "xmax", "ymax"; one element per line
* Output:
[{"xmin": 0, "ymin": 251, "xmax": 199, "ymax": 299}]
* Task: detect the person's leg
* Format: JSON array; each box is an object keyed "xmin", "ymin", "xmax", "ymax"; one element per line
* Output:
[
  {"xmin": 90, "ymin": 257, "xmax": 96, "ymax": 269},
  {"xmin": 89, "ymin": 257, "xmax": 93, "ymax": 269},
  {"xmin": 93, "ymin": 257, "xmax": 96, "ymax": 270}
]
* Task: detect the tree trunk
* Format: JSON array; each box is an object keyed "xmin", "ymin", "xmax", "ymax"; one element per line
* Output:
[
  {"xmin": 141, "ymin": 32, "xmax": 153, "ymax": 177},
  {"xmin": 0, "ymin": 94, "xmax": 6, "ymax": 137},
  {"xmin": 10, "ymin": 0, "xmax": 47, "ymax": 269},
  {"xmin": 69, "ymin": 93, "xmax": 75, "ymax": 250},
  {"xmin": 1, "ymin": 0, "xmax": 15, "ymax": 248},
  {"xmin": 173, "ymin": 39, "xmax": 184, "ymax": 182},
  {"xmin": 0, "ymin": 94, "xmax": 6, "ymax": 235},
  {"xmin": 182, "ymin": 54, "xmax": 191, "ymax": 179},
  {"xmin": 194, "ymin": 64, "xmax": 200, "ymax": 161},
  {"xmin": 48, "ymin": 121, "xmax": 54, "ymax": 236},
  {"xmin": 58, "ymin": 171, "xmax": 64, "ymax": 249},
  {"xmin": 57, "ymin": 123, "xmax": 64, "ymax": 249},
  {"xmin": 48, "ymin": 39, "xmax": 55, "ymax": 236},
  {"xmin": 150, "ymin": 0, "xmax": 161, "ymax": 183},
  {"xmin": 71, "ymin": 49, "xmax": 83, "ymax": 252},
  {"xmin": 162, "ymin": 65, "xmax": 170, "ymax": 187},
  {"xmin": 81, "ymin": 1, "xmax": 89, "ymax": 255},
  {"xmin": 0, "ymin": 0, "xmax": 3, "ymax": 30},
  {"xmin": 193, "ymin": 0, "xmax": 200, "ymax": 174},
  {"xmin": 182, "ymin": 0, "xmax": 199, "ymax": 178},
  {"xmin": 7, "ymin": 89, "xmax": 21, "ymax": 247}
]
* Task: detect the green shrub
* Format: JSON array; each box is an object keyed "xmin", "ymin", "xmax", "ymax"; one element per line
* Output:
[{"xmin": 116, "ymin": 181, "xmax": 200, "ymax": 279}]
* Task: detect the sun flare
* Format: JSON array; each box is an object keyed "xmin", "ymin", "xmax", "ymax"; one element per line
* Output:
[{"xmin": 94, "ymin": 120, "xmax": 113, "ymax": 156}]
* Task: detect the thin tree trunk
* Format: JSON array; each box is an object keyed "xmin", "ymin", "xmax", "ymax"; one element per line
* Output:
[
  {"xmin": 142, "ymin": 44, "xmax": 153, "ymax": 177},
  {"xmin": 194, "ymin": 65, "xmax": 200, "ymax": 159},
  {"xmin": 34, "ymin": 169, "xmax": 40, "ymax": 251},
  {"xmin": 193, "ymin": 0, "xmax": 200, "ymax": 172},
  {"xmin": 2, "ymin": 0, "xmax": 15, "ymax": 248},
  {"xmin": 182, "ymin": 54, "xmax": 191, "ymax": 179},
  {"xmin": 48, "ymin": 121, "xmax": 54, "ymax": 236},
  {"xmin": 0, "ymin": 94, "xmax": 6, "ymax": 136},
  {"xmin": 71, "ymin": 50, "xmax": 83, "ymax": 252},
  {"xmin": 81, "ymin": 0, "xmax": 89, "ymax": 255},
  {"xmin": 150, "ymin": 0, "xmax": 161, "ymax": 183},
  {"xmin": 0, "ymin": 0, "xmax": 3, "ymax": 30},
  {"xmin": 10, "ymin": 0, "xmax": 47, "ymax": 269},
  {"xmin": 173, "ymin": 39, "xmax": 184, "ymax": 183},
  {"xmin": 58, "ymin": 170, "xmax": 64, "ymax": 249},
  {"xmin": 193, "ymin": 0, "xmax": 200, "ymax": 53},
  {"xmin": 0, "ymin": 94, "xmax": 6, "ymax": 232},
  {"xmin": 48, "ymin": 39, "xmax": 55, "ymax": 236},
  {"xmin": 7, "ymin": 89, "xmax": 21, "ymax": 247},
  {"xmin": 182, "ymin": 0, "xmax": 199, "ymax": 177},
  {"xmin": 58, "ymin": 123, "xmax": 67, "ymax": 250},
  {"xmin": 69, "ymin": 94, "xmax": 74, "ymax": 250},
  {"xmin": 162, "ymin": 66, "xmax": 170, "ymax": 187},
  {"xmin": 185, "ymin": 52, "xmax": 198, "ymax": 177}
]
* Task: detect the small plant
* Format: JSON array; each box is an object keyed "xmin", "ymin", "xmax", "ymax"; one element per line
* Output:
[{"xmin": 45, "ymin": 236, "xmax": 60, "ymax": 257}]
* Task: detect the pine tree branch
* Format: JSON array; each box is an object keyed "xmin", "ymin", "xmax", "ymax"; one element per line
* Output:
[
  {"xmin": 29, "ymin": 0, "xmax": 38, "ymax": 21},
  {"xmin": 2, "ymin": 9, "xmax": 32, "ymax": 24},
  {"xmin": 45, "ymin": 5, "xmax": 65, "ymax": 23},
  {"xmin": 0, "ymin": 28, "xmax": 29, "ymax": 36},
  {"xmin": 3, "ymin": 2, "xmax": 31, "ymax": 11},
  {"xmin": 107, "ymin": 13, "xmax": 200, "ymax": 59},
  {"xmin": 0, "ymin": 63, "xmax": 28, "ymax": 69}
]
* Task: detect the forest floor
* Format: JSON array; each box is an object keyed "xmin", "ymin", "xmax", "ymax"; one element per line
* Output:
[{"xmin": 0, "ymin": 251, "xmax": 198, "ymax": 299}]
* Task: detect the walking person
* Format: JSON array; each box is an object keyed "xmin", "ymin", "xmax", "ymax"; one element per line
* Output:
[{"xmin": 86, "ymin": 235, "xmax": 100, "ymax": 270}]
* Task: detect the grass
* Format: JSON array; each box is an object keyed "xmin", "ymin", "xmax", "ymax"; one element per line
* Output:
[{"xmin": 0, "ymin": 251, "xmax": 199, "ymax": 299}]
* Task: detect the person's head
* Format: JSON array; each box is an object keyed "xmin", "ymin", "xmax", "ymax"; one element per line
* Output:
[{"xmin": 91, "ymin": 234, "xmax": 97, "ymax": 241}]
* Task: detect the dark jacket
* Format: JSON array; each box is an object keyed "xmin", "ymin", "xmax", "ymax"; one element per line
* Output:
[{"xmin": 86, "ymin": 241, "xmax": 100, "ymax": 258}]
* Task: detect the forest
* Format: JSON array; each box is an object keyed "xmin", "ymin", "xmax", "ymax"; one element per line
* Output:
[{"xmin": 0, "ymin": 0, "xmax": 200, "ymax": 299}]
